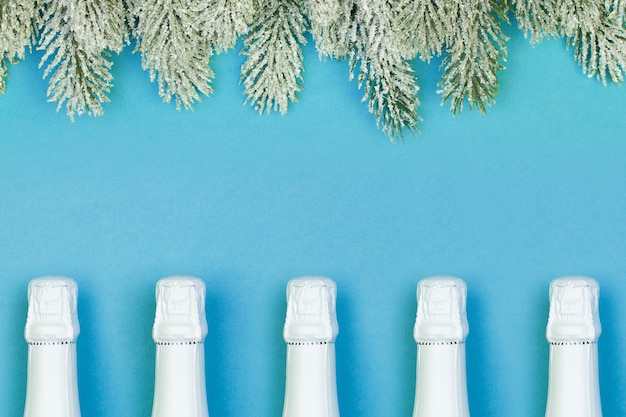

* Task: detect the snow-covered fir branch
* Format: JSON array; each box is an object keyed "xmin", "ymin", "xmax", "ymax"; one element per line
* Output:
[
  {"xmin": 134, "ymin": 0, "xmax": 214, "ymax": 110},
  {"xmin": 393, "ymin": 0, "xmax": 449, "ymax": 61},
  {"xmin": 349, "ymin": 0, "xmax": 420, "ymax": 140},
  {"xmin": 240, "ymin": 0, "xmax": 308, "ymax": 115},
  {"xmin": 0, "ymin": 0, "xmax": 37, "ymax": 93},
  {"xmin": 305, "ymin": 0, "xmax": 354, "ymax": 59},
  {"xmin": 515, "ymin": 0, "xmax": 626, "ymax": 83},
  {"xmin": 561, "ymin": 0, "xmax": 626, "ymax": 84},
  {"xmin": 201, "ymin": 0, "xmax": 255, "ymax": 54},
  {"xmin": 38, "ymin": 0, "xmax": 127, "ymax": 120},
  {"xmin": 514, "ymin": 0, "xmax": 560, "ymax": 43},
  {"xmin": 438, "ymin": 0, "xmax": 508, "ymax": 114},
  {"xmin": 0, "ymin": 57, "xmax": 6, "ymax": 93}
]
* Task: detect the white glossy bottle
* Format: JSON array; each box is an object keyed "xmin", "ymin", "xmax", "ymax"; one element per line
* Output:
[
  {"xmin": 412, "ymin": 277, "xmax": 470, "ymax": 417},
  {"xmin": 151, "ymin": 276, "xmax": 210, "ymax": 417},
  {"xmin": 23, "ymin": 277, "xmax": 82, "ymax": 417},
  {"xmin": 545, "ymin": 276, "xmax": 603, "ymax": 417},
  {"xmin": 282, "ymin": 277, "xmax": 340, "ymax": 417}
]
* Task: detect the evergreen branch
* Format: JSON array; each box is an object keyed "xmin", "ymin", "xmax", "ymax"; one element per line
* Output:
[
  {"xmin": 515, "ymin": 0, "xmax": 626, "ymax": 83},
  {"xmin": 240, "ymin": 0, "xmax": 308, "ymax": 115},
  {"xmin": 305, "ymin": 0, "xmax": 355, "ymax": 59},
  {"xmin": 124, "ymin": 0, "xmax": 139, "ymax": 39},
  {"xmin": 350, "ymin": 0, "xmax": 421, "ymax": 141},
  {"xmin": 393, "ymin": 0, "xmax": 449, "ymax": 61},
  {"xmin": 44, "ymin": 42, "xmax": 114, "ymax": 119},
  {"xmin": 610, "ymin": 0, "xmax": 626, "ymax": 17},
  {"xmin": 0, "ymin": 59, "xmax": 7, "ymax": 93},
  {"xmin": 438, "ymin": 0, "xmax": 508, "ymax": 114},
  {"xmin": 561, "ymin": 0, "xmax": 626, "ymax": 84},
  {"xmin": 514, "ymin": 0, "xmax": 560, "ymax": 43},
  {"xmin": 134, "ymin": 0, "xmax": 215, "ymax": 109},
  {"xmin": 0, "ymin": 0, "xmax": 37, "ymax": 93},
  {"xmin": 201, "ymin": 0, "xmax": 255, "ymax": 54},
  {"xmin": 38, "ymin": 0, "xmax": 127, "ymax": 120}
]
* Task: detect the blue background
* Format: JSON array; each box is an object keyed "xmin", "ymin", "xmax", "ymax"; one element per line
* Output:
[{"xmin": 1, "ymin": 24, "xmax": 626, "ymax": 417}]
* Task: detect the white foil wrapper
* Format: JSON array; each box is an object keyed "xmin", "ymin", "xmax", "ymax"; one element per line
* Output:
[
  {"xmin": 25, "ymin": 277, "xmax": 80, "ymax": 343},
  {"xmin": 547, "ymin": 276, "xmax": 601, "ymax": 343},
  {"xmin": 284, "ymin": 277, "xmax": 338, "ymax": 343},
  {"xmin": 414, "ymin": 277, "xmax": 469, "ymax": 343},
  {"xmin": 153, "ymin": 277, "xmax": 208, "ymax": 343}
]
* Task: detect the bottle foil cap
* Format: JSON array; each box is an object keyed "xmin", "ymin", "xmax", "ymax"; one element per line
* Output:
[
  {"xmin": 25, "ymin": 277, "xmax": 80, "ymax": 343},
  {"xmin": 284, "ymin": 277, "xmax": 338, "ymax": 343},
  {"xmin": 547, "ymin": 276, "xmax": 601, "ymax": 343},
  {"xmin": 153, "ymin": 276, "xmax": 208, "ymax": 343},
  {"xmin": 414, "ymin": 277, "xmax": 469, "ymax": 343}
]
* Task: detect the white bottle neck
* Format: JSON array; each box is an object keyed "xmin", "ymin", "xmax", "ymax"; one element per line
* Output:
[
  {"xmin": 24, "ymin": 342, "xmax": 81, "ymax": 417},
  {"xmin": 413, "ymin": 342, "xmax": 470, "ymax": 417},
  {"xmin": 283, "ymin": 342, "xmax": 339, "ymax": 417},
  {"xmin": 152, "ymin": 342, "xmax": 209, "ymax": 417},
  {"xmin": 545, "ymin": 342, "xmax": 602, "ymax": 417}
]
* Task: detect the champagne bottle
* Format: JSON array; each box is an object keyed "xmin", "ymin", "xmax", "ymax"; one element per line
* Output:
[
  {"xmin": 151, "ymin": 277, "xmax": 209, "ymax": 417},
  {"xmin": 412, "ymin": 277, "xmax": 470, "ymax": 417},
  {"xmin": 282, "ymin": 277, "xmax": 340, "ymax": 417},
  {"xmin": 545, "ymin": 277, "xmax": 603, "ymax": 417},
  {"xmin": 23, "ymin": 277, "xmax": 81, "ymax": 417}
]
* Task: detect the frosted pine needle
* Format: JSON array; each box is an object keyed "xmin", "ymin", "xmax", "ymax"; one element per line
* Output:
[
  {"xmin": 134, "ymin": 0, "xmax": 215, "ymax": 110},
  {"xmin": 240, "ymin": 0, "xmax": 308, "ymax": 115},
  {"xmin": 393, "ymin": 0, "xmax": 449, "ymax": 61},
  {"xmin": 515, "ymin": 0, "xmax": 626, "ymax": 83},
  {"xmin": 0, "ymin": 0, "xmax": 36, "ymax": 93},
  {"xmin": 38, "ymin": 0, "xmax": 127, "ymax": 120},
  {"xmin": 350, "ymin": 0, "xmax": 421, "ymax": 141},
  {"xmin": 201, "ymin": 0, "xmax": 255, "ymax": 54},
  {"xmin": 438, "ymin": 0, "xmax": 509, "ymax": 114},
  {"xmin": 514, "ymin": 0, "xmax": 560, "ymax": 43},
  {"xmin": 562, "ymin": 0, "xmax": 626, "ymax": 84},
  {"xmin": 0, "ymin": 60, "xmax": 6, "ymax": 92},
  {"xmin": 305, "ymin": 0, "xmax": 354, "ymax": 59}
]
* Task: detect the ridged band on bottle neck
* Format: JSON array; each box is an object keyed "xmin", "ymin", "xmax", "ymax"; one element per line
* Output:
[
  {"xmin": 546, "ymin": 276, "xmax": 601, "ymax": 343},
  {"xmin": 25, "ymin": 277, "xmax": 80, "ymax": 343},
  {"xmin": 153, "ymin": 276, "xmax": 208, "ymax": 343},
  {"xmin": 283, "ymin": 277, "xmax": 339, "ymax": 343},
  {"xmin": 414, "ymin": 277, "xmax": 469, "ymax": 344}
]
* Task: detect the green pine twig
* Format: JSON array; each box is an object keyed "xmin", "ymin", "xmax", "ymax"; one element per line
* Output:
[
  {"xmin": 0, "ymin": 0, "xmax": 37, "ymax": 93},
  {"xmin": 201, "ymin": 0, "xmax": 256, "ymax": 54},
  {"xmin": 134, "ymin": 0, "xmax": 214, "ymax": 110},
  {"xmin": 305, "ymin": 0, "xmax": 354, "ymax": 59},
  {"xmin": 350, "ymin": 0, "xmax": 421, "ymax": 141},
  {"xmin": 38, "ymin": 0, "xmax": 127, "ymax": 120},
  {"xmin": 240, "ymin": 0, "xmax": 308, "ymax": 115},
  {"xmin": 438, "ymin": 0, "xmax": 509, "ymax": 114}
]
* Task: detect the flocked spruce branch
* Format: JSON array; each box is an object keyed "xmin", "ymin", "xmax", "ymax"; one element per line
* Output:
[
  {"xmin": 393, "ymin": 0, "xmax": 449, "ymax": 61},
  {"xmin": 438, "ymin": 0, "xmax": 509, "ymax": 114},
  {"xmin": 515, "ymin": 0, "xmax": 626, "ymax": 83},
  {"xmin": 304, "ymin": 0, "xmax": 354, "ymax": 59},
  {"xmin": 0, "ymin": 0, "xmax": 37, "ymax": 93},
  {"xmin": 38, "ymin": 0, "xmax": 127, "ymax": 120},
  {"xmin": 514, "ymin": 0, "xmax": 560, "ymax": 43},
  {"xmin": 349, "ymin": 0, "xmax": 420, "ymax": 140},
  {"xmin": 561, "ymin": 0, "xmax": 626, "ymax": 84},
  {"xmin": 240, "ymin": 0, "xmax": 308, "ymax": 115},
  {"xmin": 201, "ymin": 0, "xmax": 255, "ymax": 54},
  {"xmin": 0, "ymin": 54, "xmax": 5, "ymax": 93},
  {"xmin": 134, "ymin": 0, "xmax": 214, "ymax": 110}
]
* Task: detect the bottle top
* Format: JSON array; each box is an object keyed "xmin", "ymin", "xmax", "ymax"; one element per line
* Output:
[
  {"xmin": 284, "ymin": 277, "xmax": 338, "ymax": 343},
  {"xmin": 25, "ymin": 277, "xmax": 80, "ymax": 343},
  {"xmin": 414, "ymin": 277, "xmax": 469, "ymax": 343},
  {"xmin": 547, "ymin": 276, "xmax": 601, "ymax": 343},
  {"xmin": 153, "ymin": 276, "xmax": 208, "ymax": 343}
]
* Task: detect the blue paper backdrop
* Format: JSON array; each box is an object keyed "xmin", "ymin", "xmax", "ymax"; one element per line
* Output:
[{"xmin": 1, "ymin": 27, "xmax": 626, "ymax": 417}]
